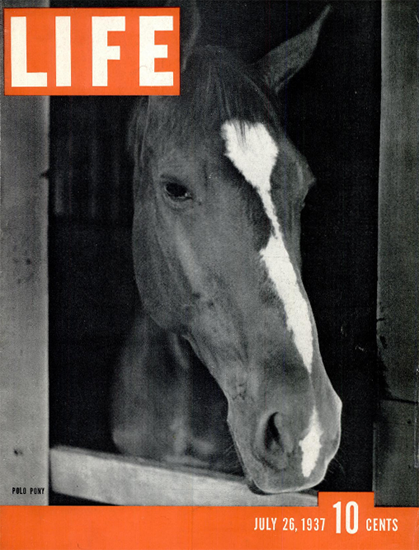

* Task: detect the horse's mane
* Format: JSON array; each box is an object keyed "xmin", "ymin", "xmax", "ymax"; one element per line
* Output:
[{"xmin": 143, "ymin": 46, "xmax": 280, "ymax": 145}]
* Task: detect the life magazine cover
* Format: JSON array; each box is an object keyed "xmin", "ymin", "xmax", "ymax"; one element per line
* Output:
[{"xmin": 1, "ymin": 1, "xmax": 418, "ymax": 549}]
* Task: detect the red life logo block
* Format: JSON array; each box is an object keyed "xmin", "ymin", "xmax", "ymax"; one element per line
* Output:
[{"xmin": 4, "ymin": 8, "xmax": 180, "ymax": 95}]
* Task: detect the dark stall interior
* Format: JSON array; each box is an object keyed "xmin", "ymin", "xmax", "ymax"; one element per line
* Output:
[{"xmin": 49, "ymin": 0, "xmax": 381, "ymax": 498}]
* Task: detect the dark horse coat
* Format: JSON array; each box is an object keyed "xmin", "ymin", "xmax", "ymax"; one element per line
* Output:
[{"xmin": 112, "ymin": 1, "xmax": 341, "ymax": 494}]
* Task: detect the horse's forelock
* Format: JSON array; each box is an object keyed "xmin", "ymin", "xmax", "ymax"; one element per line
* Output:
[{"xmin": 142, "ymin": 46, "xmax": 279, "ymax": 148}]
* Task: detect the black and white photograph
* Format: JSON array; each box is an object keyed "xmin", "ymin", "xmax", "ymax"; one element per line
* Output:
[{"xmin": 1, "ymin": 0, "xmax": 418, "ymax": 520}]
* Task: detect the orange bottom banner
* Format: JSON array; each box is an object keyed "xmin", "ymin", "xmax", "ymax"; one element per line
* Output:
[{"xmin": 1, "ymin": 493, "xmax": 418, "ymax": 550}]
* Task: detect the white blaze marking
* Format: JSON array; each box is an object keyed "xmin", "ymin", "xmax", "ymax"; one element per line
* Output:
[
  {"xmin": 299, "ymin": 408, "xmax": 323, "ymax": 477},
  {"xmin": 221, "ymin": 120, "xmax": 314, "ymax": 372}
]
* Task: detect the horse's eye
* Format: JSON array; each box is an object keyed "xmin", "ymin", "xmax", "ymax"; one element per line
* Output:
[{"xmin": 165, "ymin": 182, "xmax": 192, "ymax": 201}]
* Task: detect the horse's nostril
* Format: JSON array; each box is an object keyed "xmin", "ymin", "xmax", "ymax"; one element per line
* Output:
[
  {"xmin": 264, "ymin": 413, "xmax": 294, "ymax": 457},
  {"xmin": 265, "ymin": 413, "xmax": 281, "ymax": 450}
]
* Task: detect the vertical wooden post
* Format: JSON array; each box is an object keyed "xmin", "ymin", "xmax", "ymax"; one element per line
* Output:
[
  {"xmin": 0, "ymin": 0, "xmax": 49, "ymax": 504},
  {"xmin": 375, "ymin": 0, "xmax": 419, "ymax": 506}
]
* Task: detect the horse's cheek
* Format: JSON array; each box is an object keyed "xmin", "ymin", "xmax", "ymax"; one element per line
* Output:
[
  {"xmin": 133, "ymin": 227, "xmax": 190, "ymax": 332},
  {"xmin": 133, "ymin": 214, "xmax": 166, "ymax": 319}
]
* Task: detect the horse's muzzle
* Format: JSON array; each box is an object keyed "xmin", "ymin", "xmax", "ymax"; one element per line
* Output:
[{"xmin": 227, "ymin": 390, "xmax": 342, "ymax": 494}]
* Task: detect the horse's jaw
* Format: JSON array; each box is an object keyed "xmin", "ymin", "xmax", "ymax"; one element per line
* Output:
[{"xmin": 184, "ymin": 308, "xmax": 342, "ymax": 493}]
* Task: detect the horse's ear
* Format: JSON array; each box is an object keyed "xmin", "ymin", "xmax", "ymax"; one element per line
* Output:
[
  {"xmin": 166, "ymin": 0, "xmax": 200, "ymax": 71},
  {"xmin": 254, "ymin": 6, "xmax": 331, "ymax": 93}
]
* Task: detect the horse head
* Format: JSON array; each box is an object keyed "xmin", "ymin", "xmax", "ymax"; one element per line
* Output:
[{"xmin": 130, "ymin": 1, "xmax": 341, "ymax": 493}]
